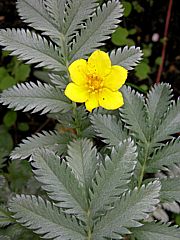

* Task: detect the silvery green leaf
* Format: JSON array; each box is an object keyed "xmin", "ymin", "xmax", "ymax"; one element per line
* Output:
[
  {"xmin": 152, "ymin": 98, "xmax": 180, "ymax": 146},
  {"xmin": 10, "ymin": 130, "xmax": 71, "ymax": 160},
  {"xmin": 70, "ymin": 0, "xmax": 123, "ymax": 61},
  {"xmin": 93, "ymin": 181, "xmax": 161, "ymax": 240},
  {"xmin": 17, "ymin": 0, "xmax": 64, "ymax": 42},
  {"xmin": 32, "ymin": 149, "xmax": 88, "ymax": 221},
  {"xmin": 63, "ymin": 0, "xmax": 98, "ymax": 39},
  {"xmin": 146, "ymin": 83, "xmax": 173, "ymax": 137},
  {"xmin": 0, "ymin": 29, "xmax": 65, "ymax": 71},
  {"xmin": 160, "ymin": 177, "xmax": 180, "ymax": 203},
  {"xmin": 66, "ymin": 138, "xmax": 97, "ymax": 190},
  {"xmin": 120, "ymin": 86, "xmax": 148, "ymax": 144},
  {"xmin": 147, "ymin": 138, "xmax": 180, "ymax": 173},
  {"xmin": 90, "ymin": 139, "xmax": 137, "ymax": 218},
  {"xmin": 132, "ymin": 222, "xmax": 180, "ymax": 240},
  {"xmin": 0, "ymin": 81, "xmax": 71, "ymax": 114},
  {"xmin": 90, "ymin": 113, "xmax": 127, "ymax": 146},
  {"xmin": 110, "ymin": 46, "xmax": 143, "ymax": 70},
  {"xmin": 9, "ymin": 195, "xmax": 85, "ymax": 240}
]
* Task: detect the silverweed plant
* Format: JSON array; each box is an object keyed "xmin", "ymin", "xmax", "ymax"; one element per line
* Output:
[{"xmin": 0, "ymin": 0, "xmax": 180, "ymax": 239}]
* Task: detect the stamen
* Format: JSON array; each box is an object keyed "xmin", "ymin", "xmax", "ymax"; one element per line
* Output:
[{"xmin": 87, "ymin": 73, "xmax": 103, "ymax": 93}]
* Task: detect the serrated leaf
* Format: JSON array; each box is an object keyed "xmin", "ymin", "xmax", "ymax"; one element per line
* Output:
[
  {"xmin": 152, "ymin": 98, "xmax": 180, "ymax": 145},
  {"xmin": 32, "ymin": 149, "xmax": 88, "ymax": 221},
  {"xmin": 147, "ymin": 138, "xmax": 180, "ymax": 173},
  {"xmin": 0, "ymin": 29, "xmax": 65, "ymax": 71},
  {"xmin": 90, "ymin": 139, "xmax": 137, "ymax": 218},
  {"xmin": 132, "ymin": 222, "xmax": 180, "ymax": 240},
  {"xmin": 50, "ymin": 73, "xmax": 69, "ymax": 89},
  {"xmin": 0, "ymin": 236, "xmax": 11, "ymax": 240},
  {"xmin": 11, "ymin": 130, "xmax": 72, "ymax": 160},
  {"xmin": 0, "ymin": 81, "xmax": 71, "ymax": 114},
  {"xmin": 63, "ymin": 0, "xmax": 98, "ymax": 39},
  {"xmin": 43, "ymin": 0, "xmax": 66, "ymax": 33},
  {"xmin": 17, "ymin": 0, "xmax": 64, "ymax": 42},
  {"xmin": 66, "ymin": 138, "xmax": 97, "ymax": 190},
  {"xmin": 146, "ymin": 83, "xmax": 173, "ymax": 136},
  {"xmin": 0, "ymin": 176, "xmax": 6, "ymax": 188},
  {"xmin": 93, "ymin": 181, "xmax": 161, "ymax": 240},
  {"xmin": 0, "ymin": 205, "xmax": 14, "ymax": 227},
  {"xmin": 69, "ymin": 0, "xmax": 123, "ymax": 61},
  {"xmin": 160, "ymin": 177, "xmax": 180, "ymax": 202},
  {"xmin": 9, "ymin": 195, "xmax": 85, "ymax": 240},
  {"xmin": 110, "ymin": 46, "xmax": 143, "ymax": 70},
  {"xmin": 90, "ymin": 113, "xmax": 127, "ymax": 146},
  {"xmin": 120, "ymin": 86, "xmax": 148, "ymax": 143}
]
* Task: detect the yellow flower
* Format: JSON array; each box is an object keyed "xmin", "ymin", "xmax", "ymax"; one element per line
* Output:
[{"xmin": 65, "ymin": 50, "xmax": 127, "ymax": 112}]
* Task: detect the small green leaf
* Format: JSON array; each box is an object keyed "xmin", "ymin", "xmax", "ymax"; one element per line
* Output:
[
  {"xmin": 132, "ymin": 1, "xmax": 144, "ymax": 13},
  {"xmin": 15, "ymin": 64, "xmax": 31, "ymax": 82},
  {"xmin": 0, "ymin": 75, "xmax": 16, "ymax": 90},
  {"xmin": 111, "ymin": 27, "xmax": 129, "ymax": 46},
  {"xmin": 18, "ymin": 122, "xmax": 29, "ymax": 132},
  {"xmin": 143, "ymin": 48, "xmax": 152, "ymax": 58},
  {"xmin": 126, "ymin": 38, "xmax": 135, "ymax": 46},
  {"xmin": 128, "ymin": 28, "xmax": 137, "ymax": 35},
  {"xmin": 7, "ymin": 160, "xmax": 32, "ymax": 192},
  {"xmin": 135, "ymin": 62, "xmax": 151, "ymax": 80},
  {"xmin": 122, "ymin": 1, "xmax": 132, "ymax": 17},
  {"xmin": 155, "ymin": 57, "xmax": 162, "ymax": 65},
  {"xmin": 0, "ymin": 125, "xmax": 13, "ymax": 156},
  {"xmin": 3, "ymin": 111, "xmax": 17, "ymax": 128}
]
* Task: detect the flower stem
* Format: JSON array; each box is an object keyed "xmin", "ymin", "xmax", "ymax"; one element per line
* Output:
[{"xmin": 72, "ymin": 102, "xmax": 81, "ymax": 136}]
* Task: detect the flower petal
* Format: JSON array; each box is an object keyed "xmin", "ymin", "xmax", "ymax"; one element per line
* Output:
[
  {"xmin": 103, "ymin": 66, "xmax": 128, "ymax": 91},
  {"xmin": 99, "ymin": 88, "xmax": 124, "ymax": 110},
  {"xmin": 88, "ymin": 50, "xmax": 111, "ymax": 76},
  {"xmin": 85, "ymin": 93, "xmax": 99, "ymax": 112},
  {"xmin": 65, "ymin": 83, "xmax": 88, "ymax": 103},
  {"xmin": 68, "ymin": 59, "xmax": 88, "ymax": 85}
]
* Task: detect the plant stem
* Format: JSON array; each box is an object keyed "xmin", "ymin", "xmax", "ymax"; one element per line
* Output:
[
  {"xmin": 72, "ymin": 102, "xmax": 81, "ymax": 136},
  {"xmin": 87, "ymin": 209, "xmax": 92, "ymax": 240},
  {"xmin": 156, "ymin": 0, "xmax": 173, "ymax": 83},
  {"xmin": 138, "ymin": 145, "xmax": 149, "ymax": 189}
]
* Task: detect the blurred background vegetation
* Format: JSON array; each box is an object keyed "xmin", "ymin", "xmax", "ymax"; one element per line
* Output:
[{"xmin": 0, "ymin": 1, "xmax": 180, "ymax": 237}]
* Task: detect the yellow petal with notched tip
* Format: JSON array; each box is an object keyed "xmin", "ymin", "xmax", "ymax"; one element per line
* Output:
[
  {"xmin": 99, "ymin": 88, "xmax": 124, "ymax": 110},
  {"xmin": 88, "ymin": 50, "xmax": 111, "ymax": 76},
  {"xmin": 68, "ymin": 59, "xmax": 88, "ymax": 85},
  {"xmin": 85, "ymin": 93, "xmax": 99, "ymax": 112},
  {"xmin": 103, "ymin": 65, "xmax": 128, "ymax": 91},
  {"xmin": 65, "ymin": 83, "xmax": 88, "ymax": 103}
]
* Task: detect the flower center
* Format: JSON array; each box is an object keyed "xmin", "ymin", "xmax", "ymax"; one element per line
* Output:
[{"xmin": 86, "ymin": 74, "xmax": 103, "ymax": 94}]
